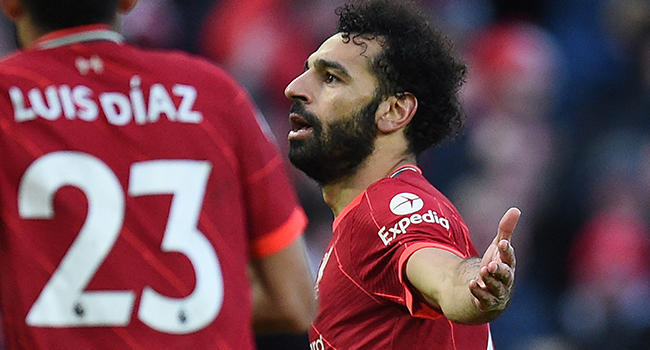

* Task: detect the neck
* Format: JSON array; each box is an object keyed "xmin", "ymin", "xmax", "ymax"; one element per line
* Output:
[
  {"xmin": 15, "ymin": 15, "xmax": 45, "ymax": 48},
  {"xmin": 321, "ymin": 149, "xmax": 417, "ymax": 217},
  {"xmin": 15, "ymin": 17, "xmax": 119, "ymax": 48}
]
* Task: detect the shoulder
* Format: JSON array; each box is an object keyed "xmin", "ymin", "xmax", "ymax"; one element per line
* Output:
[
  {"xmin": 359, "ymin": 170, "xmax": 466, "ymax": 246},
  {"xmin": 365, "ymin": 170, "xmax": 455, "ymax": 218},
  {"xmin": 337, "ymin": 170, "xmax": 456, "ymax": 231},
  {"xmin": 120, "ymin": 44, "xmax": 259, "ymax": 121},
  {"xmin": 129, "ymin": 45, "xmax": 244, "ymax": 91}
]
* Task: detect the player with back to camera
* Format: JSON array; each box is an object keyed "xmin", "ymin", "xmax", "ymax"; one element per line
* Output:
[
  {"xmin": 284, "ymin": 0, "xmax": 520, "ymax": 349},
  {"xmin": 0, "ymin": 0, "xmax": 315, "ymax": 349}
]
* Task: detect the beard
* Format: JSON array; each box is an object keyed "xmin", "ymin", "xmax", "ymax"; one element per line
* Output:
[{"xmin": 288, "ymin": 96, "xmax": 380, "ymax": 186}]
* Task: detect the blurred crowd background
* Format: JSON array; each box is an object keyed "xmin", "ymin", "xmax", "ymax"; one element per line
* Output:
[{"xmin": 1, "ymin": 0, "xmax": 649, "ymax": 349}]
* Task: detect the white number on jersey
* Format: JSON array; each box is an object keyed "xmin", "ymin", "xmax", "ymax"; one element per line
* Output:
[{"xmin": 18, "ymin": 151, "xmax": 224, "ymax": 334}]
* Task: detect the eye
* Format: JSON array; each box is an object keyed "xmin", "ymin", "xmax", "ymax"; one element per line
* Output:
[{"xmin": 324, "ymin": 73, "xmax": 339, "ymax": 84}]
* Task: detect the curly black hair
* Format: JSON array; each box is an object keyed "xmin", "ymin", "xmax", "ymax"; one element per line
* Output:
[
  {"xmin": 21, "ymin": 0, "xmax": 119, "ymax": 31},
  {"xmin": 335, "ymin": 0, "xmax": 467, "ymax": 155}
]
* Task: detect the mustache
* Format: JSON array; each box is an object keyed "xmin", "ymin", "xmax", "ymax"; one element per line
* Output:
[{"xmin": 289, "ymin": 102, "xmax": 319, "ymax": 126}]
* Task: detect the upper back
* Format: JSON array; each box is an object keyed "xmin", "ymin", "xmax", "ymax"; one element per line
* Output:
[{"xmin": 0, "ymin": 26, "xmax": 297, "ymax": 350}]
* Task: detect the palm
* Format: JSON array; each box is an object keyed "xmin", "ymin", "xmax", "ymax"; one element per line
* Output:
[
  {"xmin": 481, "ymin": 207, "xmax": 520, "ymax": 269},
  {"xmin": 470, "ymin": 207, "xmax": 520, "ymax": 313}
]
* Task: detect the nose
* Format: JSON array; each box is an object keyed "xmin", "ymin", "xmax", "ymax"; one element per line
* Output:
[{"xmin": 284, "ymin": 72, "xmax": 311, "ymax": 104}]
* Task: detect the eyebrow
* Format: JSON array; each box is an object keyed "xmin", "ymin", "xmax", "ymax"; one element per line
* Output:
[{"xmin": 305, "ymin": 58, "xmax": 351, "ymax": 79}]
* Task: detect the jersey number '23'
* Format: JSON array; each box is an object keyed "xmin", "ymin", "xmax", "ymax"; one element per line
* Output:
[{"xmin": 18, "ymin": 151, "xmax": 224, "ymax": 334}]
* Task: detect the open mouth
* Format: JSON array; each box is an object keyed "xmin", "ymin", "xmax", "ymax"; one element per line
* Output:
[{"xmin": 288, "ymin": 113, "xmax": 314, "ymax": 139}]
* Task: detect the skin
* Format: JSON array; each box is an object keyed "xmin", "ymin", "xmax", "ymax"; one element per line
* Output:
[
  {"xmin": 249, "ymin": 238, "xmax": 316, "ymax": 333},
  {"xmin": 285, "ymin": 33, "xmax": 519, "ymax": 325},
  {"xmin": 1, "ymin": 0, "xmax": 315, "ymax": 333},
  {"xmin": 0, "ymin": 0, "xmax": 137, "ymax": 46},
  {"xmin": 286, "ymin": 34, "xmax": 419, "ymax": 215}
]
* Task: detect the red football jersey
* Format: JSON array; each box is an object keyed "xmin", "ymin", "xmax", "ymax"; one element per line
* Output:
[
  {"xmin": 309, "ymin": 166, "xmax": 493, "ymax": 350},
  {"xmin": 0, "ymin": 25, "xmax": 307, "ymax": 350}
]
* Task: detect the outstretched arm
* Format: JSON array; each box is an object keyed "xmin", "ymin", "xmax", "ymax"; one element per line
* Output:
[{"xmin": 405, "ymin": 207, "xmax": 520, "ymax": 324}]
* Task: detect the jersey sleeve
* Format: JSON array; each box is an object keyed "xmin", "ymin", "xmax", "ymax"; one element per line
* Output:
[{"xmin": 227, "ymin": 85, "xmax": 307, "ymax": 259}]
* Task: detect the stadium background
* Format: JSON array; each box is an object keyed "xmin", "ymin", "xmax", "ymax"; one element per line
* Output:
[{"xmin": 1, "ymin": 0, "xmax": 649, "ymax": 349}]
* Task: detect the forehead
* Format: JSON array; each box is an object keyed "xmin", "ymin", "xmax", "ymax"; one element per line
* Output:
[{"xmin": 308, "ymin": 33, "xmax": 382, "ymax": 78}]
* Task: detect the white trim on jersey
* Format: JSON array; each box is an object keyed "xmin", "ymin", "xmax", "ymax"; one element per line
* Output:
[
  {"xmin": 37, "ymin": 30, "xmax": 124, "ymax": 49},
  {"xmin": 487, "ymin": 330, "xmax": 494, "ymax": 350},
  {"xmin": 389, "ymin": 166, "xmax": 420, "ymax": 178}
]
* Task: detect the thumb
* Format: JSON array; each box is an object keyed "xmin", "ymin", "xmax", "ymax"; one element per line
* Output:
[{"xmin": 497, "ymin": 207, "xmax": 521, "ymax": 242}]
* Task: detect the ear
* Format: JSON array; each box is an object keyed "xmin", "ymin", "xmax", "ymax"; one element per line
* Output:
[
  {"xmin": 118, "ymin": 0, "xmax": 138, "ymax": 14},
  {"xmin": 0, "ymin": 0, "xmax": 23, "ymax": 21},
  {"xmin": 376, "ymin": 92, "xmax": 418, "ymax": 133}
]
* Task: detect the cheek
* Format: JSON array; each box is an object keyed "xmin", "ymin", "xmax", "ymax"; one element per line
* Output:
[
  {"xmin": 321, "ymin": 94, "xmax": 363, "ymax": 121},
  {"xmin": 313, "ymin": 97, "xmax": 344, "ymax": 124}
]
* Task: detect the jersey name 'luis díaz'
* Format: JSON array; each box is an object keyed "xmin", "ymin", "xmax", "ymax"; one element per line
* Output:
[{"xmin": 9, "ymin": 75, "xmax": 201, "ymax": 126}]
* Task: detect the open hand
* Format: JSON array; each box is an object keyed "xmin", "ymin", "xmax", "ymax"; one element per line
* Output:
[{"xmin": 469, "ymin": 207, "xmax": 520, "ymax": 312}]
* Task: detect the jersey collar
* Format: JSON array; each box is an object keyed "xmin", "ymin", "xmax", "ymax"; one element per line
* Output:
[
  {"xmin": 32, "ymin": 24, "xmax": 124, "ymax": 50},
  {"xmin": 389, "ymin": 165, "xmax": 421, "ymax": 178}
]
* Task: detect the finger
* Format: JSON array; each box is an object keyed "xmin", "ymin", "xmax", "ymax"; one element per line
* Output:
[
  {"xmin": 477, "ymin": 265, "xmax": 505, "ymax": 296},
  {"xmin": 486, "ymin": 262, "xmax": 515, "ymax": 288},
  {"xmin": 481, "ymin": 267, "xmax": 508, "ymax": 296},
  {"xmin": 469, "ymin": 280, "xmax": 500, "ymax": 311},
  {"xmin": 496, "ymin": 207, "xmax": 521, "ymax": 242},
  {"xmin": 497, "ymin": 240, "xmax": 516, "ymax": 269},
  {"xmin": 469, "ymin": 279, "xmax": 492, "ymax": 307}
]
